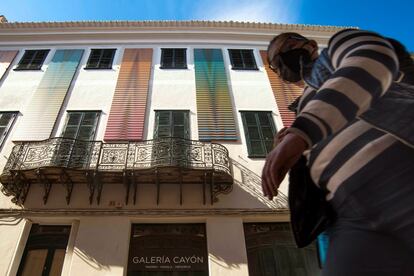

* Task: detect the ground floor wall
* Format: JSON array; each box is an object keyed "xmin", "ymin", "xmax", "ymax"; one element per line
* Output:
[{"xmin": 0, "ymin": 212, "xmax": 319, "ymax": 276}]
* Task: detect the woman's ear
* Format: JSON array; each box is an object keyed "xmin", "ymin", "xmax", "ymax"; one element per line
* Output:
[{"xmin": 307, "ymin": 40, "xmax": 319, "ymax": 59}]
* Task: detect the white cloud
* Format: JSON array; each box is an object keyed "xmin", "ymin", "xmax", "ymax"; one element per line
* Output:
[{"xmin": 193, "ymin": 0, "xmax": 300, "ymax": 23}]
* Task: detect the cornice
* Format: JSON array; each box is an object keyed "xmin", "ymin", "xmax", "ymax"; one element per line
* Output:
[
  {"xmin": 0, "ymin": 20, "xmax": 351, "ymax": 32},
  {"xmin": 0, "ymin": 208, "xmax": 290, "ymax": 217},
  {"xmin": 0, "ymin": 20, "xmax": 355, "ymax": 47}
]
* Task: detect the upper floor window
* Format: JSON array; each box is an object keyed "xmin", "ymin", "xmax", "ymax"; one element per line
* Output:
[
  {"xmin": 17, "ymin": 224, "xmax": 71, "ymax": 276},
  {"xmin": 0, "ymin": 112, "xmax": 17, "ymax": 148},
  {"xmin": 154, "ymin": 110, "xmax": 190, "ymax": 139},
  {"xmin": 61, "ymin": 111, "xmax": 100, "ymax": 141},
  {"xmin": 241, "ymin": 111, "xmax": 276, "ymax": 158},
  {"xmin": 228, "ymin": 49, "xmax": 258, "ymax": 70},
  {"xmin": 85, "ymin": 49, "xmax": 116, "ymax": 69},
  {"xmin": 160, "ymin": 48, "xmax": 187, "ymax": 69},
  {"xmin": 15, "ymin": 50, "xmax": 49, "ymax": 70}
]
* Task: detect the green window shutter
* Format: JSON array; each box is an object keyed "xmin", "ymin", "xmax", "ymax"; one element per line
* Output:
[
  {"xmin": 0, "ymin": 112, "xmax": 17, "ymax": 148},
  {"xmin": 86, "ymin": 49, "xmax": 116, "ymax": 69},
  {"xmin": 241, "ymin": 111, "xmax": 276, "ymax": 157},
  {"xmin": 16, "ymin": 50, "xmax": 49, "ymax": 70},
  {"xmin": 183, "ymin": 111, "xmax": 190, "ymax": 139},
  {"xmin": 62, "ymin": 112, "xmax": 100, "ymax": 140},
  {"xmin": 160, "ymin": 49, "xmax": 187, "ymax": 69},
  {"xmin": 154, "ymin": 111, "xmax": 190, "ymax": 139},
  {"xmin": 259, "ymin": 112, "xmax": 277, "ymax": 154},
  {"xmin": 77, "ymin": 112, "xmax": 100, "ymax": 140},
  {"xmin": 155, "ymin": 111, "xmax": 172, "ymax": 138},
  {"xmin": 228, "ymin": 49, "xmax": 257, "ymax": 70}
]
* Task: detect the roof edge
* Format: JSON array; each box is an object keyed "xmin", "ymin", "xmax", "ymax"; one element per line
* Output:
[{"xmin": 0, "ymin": 20, "xmax": 355, "ymax": 32}]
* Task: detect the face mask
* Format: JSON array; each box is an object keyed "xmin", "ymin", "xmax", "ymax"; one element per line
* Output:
[{"xmin": 278, "ymin": 48, "xmax": 311, "ymax": 83}]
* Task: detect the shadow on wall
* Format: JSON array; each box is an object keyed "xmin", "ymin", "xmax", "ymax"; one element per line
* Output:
[
  {"xmin": 0, "ymin": 216, "xmax": 23, "ymax": 226},
  {"xmin": 209, "ymin": 253, "xmax": 243, "ymax": 270},
  {"xmin": 73, "ymin": 246, "xmax": 111, "ymax": 271},
  {"xmin": 231, "ymin": 158, "xmax": 288, "ymax": 209}
]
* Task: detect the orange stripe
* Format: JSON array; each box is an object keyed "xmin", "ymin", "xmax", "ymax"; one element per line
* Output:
[
  {"xmin": 104, "ymin": 49, "xmax": 153, "ymax": 141},
  {"xmin": 260, "ymin": 50, "xmax": 303, "ymax": 127}
]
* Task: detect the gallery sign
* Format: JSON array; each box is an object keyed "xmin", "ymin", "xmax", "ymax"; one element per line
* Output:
[
  {"xmin": 128, "ymin": 224, "xmax": 208, "ymax": 273},
  {"xmin": 129, "ymin": 253, "xmax": 206, "ymax": 271}
]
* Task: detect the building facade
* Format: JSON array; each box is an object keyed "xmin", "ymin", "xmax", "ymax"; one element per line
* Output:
[{"xmin": 0, "ymin": 20, "xmax": 342, "ymax": 276}]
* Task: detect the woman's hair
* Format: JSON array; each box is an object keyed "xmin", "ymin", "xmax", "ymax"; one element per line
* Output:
[{"xmin": 267, "ymin": 32, "xmax": 308, "ymax": 63}]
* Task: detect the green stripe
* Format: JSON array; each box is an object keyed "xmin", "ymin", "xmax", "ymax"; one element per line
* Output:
[{"xmin": 194, "ymin": 49, "xmax": 237, "ymax": 141}]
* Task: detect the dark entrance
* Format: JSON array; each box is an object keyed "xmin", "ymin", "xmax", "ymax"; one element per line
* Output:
[
  {"xmin": 17, "ymin": 224, "xmax": 71, "ymax": 276},
  {"xmin": 127, "ymin": 224, "xmax": 209, "ymax": 276},
  {"xmin": 244, "ymin": 223, "xmax": 320, "ymax": 276}
]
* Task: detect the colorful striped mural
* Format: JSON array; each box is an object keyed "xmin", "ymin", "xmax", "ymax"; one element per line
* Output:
[
  {"xmin": 104, "ymin": 48, "xmax": 153, "ymax": 141},
  {"xmin": 194, "ymin": 49, "xmax": 237, "ymax": 141},
  {"xmin": 13, "ymin": 49, "xmax": 84, "ymax": 140},
  {"xmin": 0, "ymin": 50, "xmax": 18, "ymax": 82},
  {"xmin": 260, "ymin": 50, "xmax": 303, "ymax": 127}
]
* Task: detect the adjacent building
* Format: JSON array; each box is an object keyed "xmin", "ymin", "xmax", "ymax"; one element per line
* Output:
[{"xmin": 0, "ymin": 19, "xmax": 342, "ymax": 276}]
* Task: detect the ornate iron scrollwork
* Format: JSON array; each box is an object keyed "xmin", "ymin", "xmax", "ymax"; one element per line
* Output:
[{"xmin": 0, "ymin": 137, "xmax": 233, "ymax": 205}]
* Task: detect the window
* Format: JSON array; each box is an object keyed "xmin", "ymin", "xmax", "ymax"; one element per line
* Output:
[
  {"xmin": 0, "ymin": 112, "xmax": 17, "ymax": 148},
  {"xmin": 85, "ymin": 49, "xmax": 116, "ymax": 69},
  {"xmin": 244, "ymin": 223, "xmax": 320, "ymax": 276},
  {"xmin": 58, "ymin": 112, "xmax": 100, "ymax": 168},
  {"xmin": 160, "ymin": 48, "xmax": 187, "ymax": 69},
  {"xmin": 241, "ymin": 111, "xmax": 276, "ymax": 157},
  {"xmin": 154, "ymin": 110, "xmax": 190, "ymax": 139},
  {"xmin": 228, "ymin": 49, "xmax": 258, "ymax": 70},
  {"xmin": 17, "ymin": 224, "xmax": 71, "ymax": 276},
  {"xmin": 61, "ymin": 111, "xmax": 100, "ymax": 141},
  {"xmin": 15, "ymin": 50, "xmax": 49, "ymax": 70}
]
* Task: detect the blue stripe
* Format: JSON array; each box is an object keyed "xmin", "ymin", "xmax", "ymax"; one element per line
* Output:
[
  {"xmin": 335, "ymin": 40, "xmax": 392, "ymax": 68},
  {"xmin": 318, "ymin": 128, "xmax": 385, "ymax": 190},
  {"xmin": 313, "ymin": 88, "xmax": 359, "ymax": 121},
  {"xmin": 333, "ymin": 67, "xmax": 383, "ymax": 98},
  {"xmin": 308, "ymin": 119, "xmax": 360, "ymax": 167},
  {"xmin": 291, "ymin": 116, "xmax": 324, "ymax": 145},
  {"xmin": 347, "ymin": 49, "xmax": 398, "ymax": 78},
  {"xmin": 302, "ymin": 111, "xmax": 332, "ymax": 135},
  {"xmin": 329, "ymin": 30, "xmax": 383, "ymax": 59}
]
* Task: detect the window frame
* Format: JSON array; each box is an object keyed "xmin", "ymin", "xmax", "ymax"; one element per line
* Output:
[
  {"xmin": 14, "ymin": 49, "xmax": 50, "ymax": 71},
  {"xmin": 241, "ymin": 111, "xmax": 277, "ymax": 158},
  {"xmin": 244, "ymin": 222, "xmax": 320, "ymax": 276},
  {"xmin": 154, "ymin": 110, "xmax": 190, "ymax": 139},
  {"xmin": 228, "ymin": 49, "xmax": 258, "ymax": 70},
  {"xmin": 17, "ymin": 224, "xmax": 71, "ymax": 276},
  {"xmin": 160, "ymin": 48, "xmax": 188, "ymax": 69},
  {"xmin": 61, "ymin": 111, "xmax": 101, "ymax": 141},
  {"xmin": 84, "ymin": 48, "xmax": 116, "ymax": 70},
  {"xmin": 0, "ymin": 111, "xmax": 18, "ymax": 149}
]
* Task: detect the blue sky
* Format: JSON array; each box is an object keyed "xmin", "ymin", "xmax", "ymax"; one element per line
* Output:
[{"xmin": 1, "ymin": 0, "xmax": 412, "ymax": 51}]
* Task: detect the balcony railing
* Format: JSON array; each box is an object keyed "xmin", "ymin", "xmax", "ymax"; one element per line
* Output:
[{"xmin": 0, "ymin": 137, "xmax": 233, "ymax": 206}]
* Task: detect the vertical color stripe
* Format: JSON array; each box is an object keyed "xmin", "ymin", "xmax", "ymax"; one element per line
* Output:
[
  {"xmin": 0, "ymin": 50, "xmax": 18, "ymax": 82},
  {"xmin": 104, "ymin": 48, "xmax": 153, "ymax": 141},
  {"xmin": 194, "ymin": 49, "xmax": 237, "ymax": 140},
  {"xmin": 260, "ymin": 50, "xmax": 303, "ymax": 127},
  {"xmin": 13, "ymin": 49, "xmax": 84, "ymax": 141}
]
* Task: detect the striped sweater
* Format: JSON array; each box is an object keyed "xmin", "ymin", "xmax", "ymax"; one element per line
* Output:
[{"xmin": 287, "ymin": 29, "xmax": 412, "ymax": 205}]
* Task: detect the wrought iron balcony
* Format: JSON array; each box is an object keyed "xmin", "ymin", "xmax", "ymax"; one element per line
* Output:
[{"xmin": 0, "ymin": 137, "xmax": 233, "ymax": 206}]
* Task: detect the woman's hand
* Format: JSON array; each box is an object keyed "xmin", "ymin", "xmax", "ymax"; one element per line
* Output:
[{"xmin": 262, "ymin": 132, "xmax": 307, "ymax": 200}]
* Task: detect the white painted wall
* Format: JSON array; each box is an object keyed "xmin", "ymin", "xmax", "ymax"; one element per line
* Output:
[
  {"xmin": 0, "ymin": 26, "xmax": 336, "ymax": 275},
  {"xmin": 206, "ymin": 217, "xmax": 249, "ymax": 276},
  {"xmin": 0, "ymin": 218, "xmax": 30, "ymax": 276},
  {"xmin": 0, "ymin": 44, "xmax": 289, "ymax": 209},
  {"xmin": 69, "ymin": 217, "xmax": 130, "ymax": 276},
  {"xmin": 53, "ymin": 46, "xmax": 122, "ymax": 140}
]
